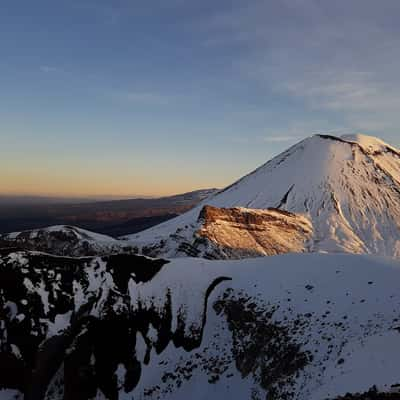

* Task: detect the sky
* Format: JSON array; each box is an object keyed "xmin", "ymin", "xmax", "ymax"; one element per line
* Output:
[{"xmin": 1, "ymin": 0, "xmax": 400, "ymax": 198}]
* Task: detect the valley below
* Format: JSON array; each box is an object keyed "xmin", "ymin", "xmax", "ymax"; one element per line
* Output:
[{"xmin": 0, "ymin": 189, "xmax": 216, "ymax": 237}]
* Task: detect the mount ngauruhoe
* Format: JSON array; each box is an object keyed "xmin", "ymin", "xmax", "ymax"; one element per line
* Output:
[{"xmin": 124, "ymin": 134, "xmax": 400, "ymax": 259}]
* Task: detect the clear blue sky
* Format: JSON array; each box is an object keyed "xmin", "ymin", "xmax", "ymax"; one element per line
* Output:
[{"xmin": 1, "ymin": 0, "xmax": 399, "ymax": 197}]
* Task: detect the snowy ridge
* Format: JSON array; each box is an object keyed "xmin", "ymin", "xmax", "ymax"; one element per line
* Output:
[
  {"xmin": 0, "ymin": 225, "xmax": 137, "ymax": 257},
  {"xmin": 1, "ymin": 250, "xmax": 400, "ymax": 399},
  {"xmin": 125, "ymin": 133, "xmax": 400, "ymax": 259}
]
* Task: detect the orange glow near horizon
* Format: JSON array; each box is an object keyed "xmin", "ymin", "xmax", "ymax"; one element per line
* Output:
[{"xmin": 0, "ymin": 169, "xmax": 222, "ymax": 198}]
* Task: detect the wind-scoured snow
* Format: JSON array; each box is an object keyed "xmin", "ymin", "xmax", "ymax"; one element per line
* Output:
[{"xmin": 124, "ymin": 133, "xmax": 400, "ymax": 259}]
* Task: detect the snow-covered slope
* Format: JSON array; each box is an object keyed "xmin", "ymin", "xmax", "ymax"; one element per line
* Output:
[
  {"xmin": 124, "ymin": 133, "xmax": 400, "ymax": 259},
  {"xmin": 1, "ymin": 250, "xmax": 400, "ymax": 399},
  {"xmin": 0, "ymin": 225, "xmax": 137, "ymax": 257}
]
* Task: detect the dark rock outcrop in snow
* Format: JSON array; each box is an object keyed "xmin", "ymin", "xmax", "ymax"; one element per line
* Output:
[{"xmin": 0, "ymin": 250, "xmax": 229, "ymax": 399}]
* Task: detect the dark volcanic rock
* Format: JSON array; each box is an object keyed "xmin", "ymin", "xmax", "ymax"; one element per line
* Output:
[
  {"xmin": 0, "ymin": 251, "xmax": 229, "ymax": 399},
  {"xmin": 214, "ymin": 289, "xmax": 313, "ymax": 400}
]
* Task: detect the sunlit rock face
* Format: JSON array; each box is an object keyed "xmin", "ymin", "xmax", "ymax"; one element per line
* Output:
[
  {"xmin": 139, "ymin": 205, "xmax": 313, "ymax": 259},
  {"xmin": 195, "ymin": 205, "xmax": 313, "ymax": 259},
  {"xmin": 1, "ymin": 250, "xmax": 400, "ymax": 399}
]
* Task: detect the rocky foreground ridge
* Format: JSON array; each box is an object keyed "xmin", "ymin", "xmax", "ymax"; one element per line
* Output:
[
  {"xmin": 0, "ymin": 226, "xmax": 137, "ymax": 257},
  {"xmin": 1, "ymin": 250, "xmax": 400, "ymax": 399}
]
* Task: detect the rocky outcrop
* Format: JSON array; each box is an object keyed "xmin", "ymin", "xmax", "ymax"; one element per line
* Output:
[
  {"xmin": 136, "ymin": 206, "xmax": 313, "ymax": 260},
  {"xmin": 195, "ymin": 205, "xmax": 313, "ymax": 258}
]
